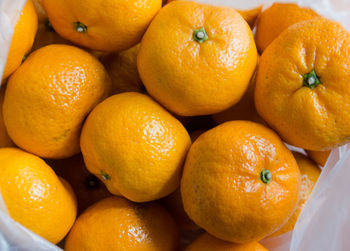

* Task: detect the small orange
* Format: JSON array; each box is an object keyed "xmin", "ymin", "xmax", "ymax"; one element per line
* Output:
[
  {"xmin": 3, "ymin": 44, "xmax": 111, "ymax": 159},
  {"xmin": 181, "ymin": 121, "xmax": 301, "ymax": 243},
  {"xmin": 255, "ymin": 18, "xmax": 350, "ymax": 151},
  {"xmin": 307, "ymin": 150, "xmax": 331, "ymax": 167},
  {"xmin": 65, "ymin": 197, "xmax": 179, "ymax": 251},
  {"xmin": 0, "ymin": 148, "xmax": 77, "ymax": 244},
  {"xmin": 47, "ymin": 155, "xmax": 111, "ymax": 215},
  {"xmin": 0, "ymin": 86, "xmax": 13, "ymax": 147},
  {"xmin": 2, "ymin": 0, "xmax": 38, "ymax": 81},
  {"xmin": 43, "ymin": 0, "xmax": 162, "ymax": 52},
  {"xmin": 270, "ymin": 152, "xmax": 320, "ymax": 237},
  {"xmin": 138, "ymin": 1, "xmax": 257, "ymax": 116},
  {"xmin": 80, "ymin": 92, "xmax": 191, "ymax": 202},
  {"xmin": 185, "ymin": 233, "xmax": 268, "ymax": 251},
  {"xmin": 255, "ymin": 3, "xmax": 318, "ymax": 52},
  {"xmin": 100, "ymin": 44, "xmax": 144, "ymax": 94}
]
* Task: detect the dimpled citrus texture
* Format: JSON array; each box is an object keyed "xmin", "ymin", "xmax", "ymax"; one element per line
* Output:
[
  {"xmin": 43, "ymin": 0, "xmax": 162, "ymax": 52},
  {"xmin": 0, "ymin": 87, "xmax": 13, "ymax": 147},
  {"xmin": 80, "ymin": 92, "xmax": 191, "ymax": 202},
  {"xmin": 2, "ymin": 0, "xmax": 38, "ymax": 81},
  {"xmin": 307, "ymin": 150, "xmax": 331, "ymax": 167},
  {"xmin": 185, "ymin": 233, "xmax": 268, "ymax": 251},
  {"xmin": 0, "ymin": 148, "xmax": 77, "ymax": 244},
  {"xmin": 65, "ymin": 197, "xmax": 179, "ymax": 251},
  {"xmin": 138, "ymin": 1, "xmax": 257, "ymax": 116},
  {"xmin": 181, "ymin": 121, "xmax": 301, "ymax": 243},
  {"xmin": 255, "ymin": 18, "xmax": 350, "ymax": 151},
  {"xmin": 255, "ymin": 3, "xmax": 318, "ymax": 52},
  {"xmin": 270, "ymin": 152, "xmax": 320, "ymax": 237},
  {"xmin": 3, "ymin": 44, "xmax": 111, "ymax": 159},
  {"xmin": 100, "ymin": 44, "xmax": 144, "ymax": 94}
]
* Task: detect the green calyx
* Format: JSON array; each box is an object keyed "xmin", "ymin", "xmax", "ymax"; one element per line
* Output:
[
  {"xmin": 74, "ymin": 21, "xmax": 88, "ymax": 33},
  {"xmin": 260, "ymin": 169, "xmax": 272, "ymax": 184},
  {"xmin": 303, "ymin": 69, "xmax": 321, "ymax": 89},
  {"xmin": 45, "ymin": 19, "xmax": 55, "ymax": 32},
  {"xmin": 193, "ymin": 27, "xmax": 208, "ymax": 44},
  {"xmin": 101, "ymin": 170, "xmax": 111, "ymax": 180}
]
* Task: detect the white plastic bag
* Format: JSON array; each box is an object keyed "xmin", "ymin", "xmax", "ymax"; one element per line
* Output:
[{"xmin": 0, "ymin": 0, "xmax": 350, "ymax": 250}]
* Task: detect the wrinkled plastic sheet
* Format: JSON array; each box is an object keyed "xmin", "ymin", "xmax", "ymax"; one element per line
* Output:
[{"xmin": 0, "ymin": 0, "xmax": 350, "ymax": 250}]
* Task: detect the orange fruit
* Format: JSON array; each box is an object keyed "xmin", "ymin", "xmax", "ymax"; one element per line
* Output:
[
  {"xmin": 255, "ymin": 3, "xmax": 318, "ymax": 52},
  {"xmin": 65, "ymin": 196, "xmax": 179, "ymax": 251},
  {"xmin": 0, "ymin": 148, "xmax": 77, "ymax": 244},
  {"xmin": 307, "ymin": 150, "xmax": 331, "ymax": 167},
  {"xmin": 255, "ymin": 18, "xmax": 350, "ymax": 151},
  {"xmin": 185, "ymin": 233, "xmax": 268, "ymax": 251},
  {"xmin": 80, "ymin": 92, "xmax": 191, "ymax": 202},
  {"xmin": 138, "ymin": 1, "xmax": 257, "ymax": 116},
  {"xmin": 32, "ymin": 0, "xmax": 47, "ymax": 23},
  {"xmin": 0, "ymin": 86, "xmax": 13, "ymax": 147},
  {"xmin": 181, "ymin": 121, "xmax": 301, "ymax": 243},
  {"xmin": 47, "ymin": 155, "xmax": 111, "ymax": 215},
  {"xmin": 43, "ymin": 0, "xmax": 162, "ymax": 52},
  {"xmin": 100, "ymin": 44, "xmax": 144, "ymax": 94},
  {"xmin": 270, "ymin": 152, "xmax": 320, "ymax": 237},
  {"xmin": 2, "ymin": 0, "xmax": 37, "ymax": 81},
  {"xmin": 3, "ymin": 44, "xmax": 111, "ymax": 159}
]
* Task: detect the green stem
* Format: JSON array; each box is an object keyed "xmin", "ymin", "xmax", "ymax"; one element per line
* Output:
[
  {"xmin": 193, "ymin": 27, "xmax": 208, "ymax": 44},
  {"xmin": 303, "ymin": 69, "xmax": 321, "ymax": 89},
  {"xmin": 101, "ymin": 170, "xmax": 110, "ymax": 180},
  {"xmin": 260, "ymin": 169, "xmax": 272, "ymax": 184},
  {"xmin": 74, "ymin": 21, "xmax": 88, "ymax": 33}
]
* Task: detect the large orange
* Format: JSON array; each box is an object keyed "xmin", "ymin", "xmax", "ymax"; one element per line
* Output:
[
  {"xmin": 138, "ymin": 1, "xmax": 257, "ymax": 116},
  {"xmin": 0, "ymin": 86, "xmax": 13, "ymax": 147},
  {"xmin": 181, "ymin": 121, "xmax": 301, "ymax": 243},
  {"xmin": 47, "ymin": 155, "xmax": 111, "ymax": 215},
  {"xmin": 255, "ymin": 3, "xmax": 318, "ymax": 52},
  {"xmin": 185, "ymin": 233, "xmax": 268, "ymax": 251},
  {"xmin": 43, "ymin": 0, "xmax": 162, "ymax": 52},
  {"xmin": 0, "ymin": 148, "xmax": 77, "ymax": 244},
  {"xmin": 255, "ymin": 18, "xmax": 350, "ymax": 151},
  {"xmin": 80, "ymin": 92, "xmax": 191, "ymax": 202},
  {"xmin": 2, "ymin": 0, "xmax": 37, "ymax": 81},
  {"xmin": 65, "ymin": 197, "xmax": 179, "ymax": 251},
  {"xmin": 306, "ymin": 150, "xmax": 331, "ymax": 167},
  {"xmin": 270, "ymin": 152, "xmax": 320, "ymax": 237},
  {"xmin": 3, "ymin": 44, "xmax": 111, "ymax": 159},
  {"xmin": 100, "ymin": 44, "xmax": 144, "ymax": 94}
]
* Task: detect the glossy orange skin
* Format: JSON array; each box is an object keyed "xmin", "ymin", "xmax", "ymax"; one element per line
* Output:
[
  {"xmin": 65, "ymin": 197, "xmax": 179, "ymax": 251},
  {"xmin": 185, "ymin": 233, "xmax": 268, "ymax": 251},
  {"xmin": 256, "ymin": 3, "xmax": 318, "ymax": 52},
  {"xmin": 43, "ymin": 0, "xmax": 162, "ymax": 52},
  {"xmin": 47, "ymin": 155, "xmax": 111, "ymax": 215},
  {"xmin": 270, "ymin": 152, "xmax": 320, "ymax": 237},
  {"xmin": 306, "ymin": 150, "xmax": 331, "ymax": 167},
  {"xmin": 138, "ymin": 1, "xmax": 257, "ymax": 116},
  {"xmin": 0, "ymin": 86, "xmax": 13, "ymax": 147},
  {"xmin": 2, "ymin": 0, "xmax": 38, "ymax": 80},
  {"xmin": 255, "ymin": 18, "xmax": 350, "ymax": 151},
  {"xmin": 0, "ymin": 148, "xmax": 77, "ymax": 244},
  {"xmin": 181, "ymin": 121, "xmax": 301, "ymax": 243},
  {"xmin": 80, "ymin": 92, "xmax": 191, "ymax": 202},
  {"xmin": 3, "ymin": 44, "xmax": 111, "ymax": 159}
]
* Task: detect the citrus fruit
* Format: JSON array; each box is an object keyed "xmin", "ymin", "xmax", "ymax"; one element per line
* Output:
[
  {"xmin": 80, "ymin": 92, "xmax": 191, "ymax": 202},
  {"xmin": 0, "ymin": 86, "xmax": 13, "ymax": 147},
  {"xmin": 185, "ymin": 233, "xmax": 268, "ymax": 251},
  {"xmin": 307, "ymin": 150, "xmax": 331, "ymax": 167},
  {"xmin": 255, "ymin": 3, "xmax": 318, "ymax": 52},
  {"xmin": 43, "ymin": 0, "xmax": 162, "ymax": 52},
  {"xmin": 47, "ymin": 155, "xmax": 111, "ymax": 215},
  {"xmin": 3, "ymin": 44, "xmax": 111, "ymax": 159},
  {"xmin": 100, "ymin": 44, "xmax": 144, "ymax": 94},
  {"xmin": 2, "ymin": 0, "xmax": 37, "ymax": 81},
  {"xmin": 238, "ymin": 6, "xmax": 262, "ymax": 28},
  {"xmin": 0, "ymin": 148, "xmax": 77, "ymax": 244},
  {"xmin": 138, "ymin": 0, "xmax": 257, "ymax": 116},
  {"xmin": 270, "ymin": 152, "xmax": 320, "ymax": 237},
  {"xmin": 65, "ymin": 197, "xmax": 179, "ymax": 251},
  {"xmin": 255, "ymin": 18, "xmax": 350, "ymax": 151},
  {"xmin": 32, "ymin": 0, "xmax": 47, "ymax": 23},
  {"xmin": 181, "ymin": 121, "xmax": 301, "ymax": 243}
]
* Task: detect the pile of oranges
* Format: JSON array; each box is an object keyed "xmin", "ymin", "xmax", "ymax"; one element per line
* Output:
[{"xmin": 1, "ymin": 0, "xmax": 348, "ymax": 250}]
